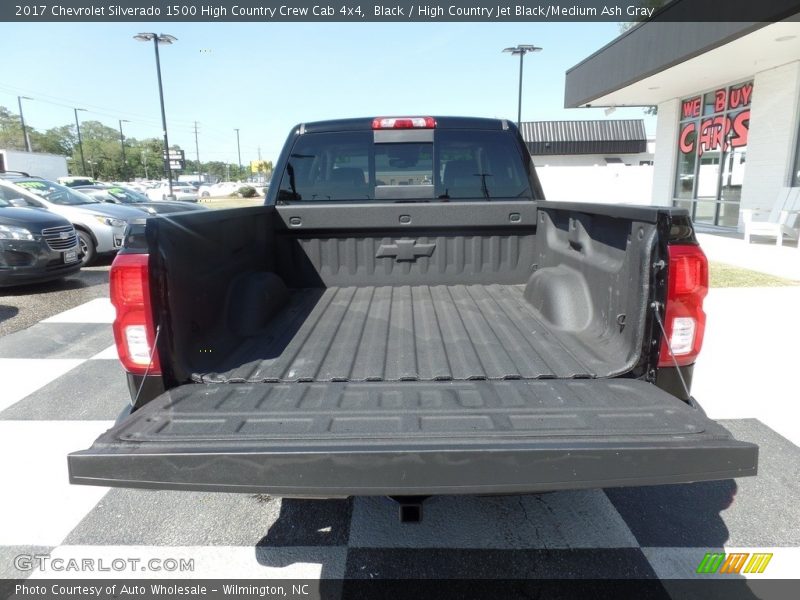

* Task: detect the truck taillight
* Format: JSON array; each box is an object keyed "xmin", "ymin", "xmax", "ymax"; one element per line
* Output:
[
  {"xmin": 371, "ymin": 116, "xmax": 436, "ymax": 129},
  {"xmin": 658, "ymin": 244, "xmax": 708, "ymax": 367},
  {"xmin": 110, "ymin": 253, "xmax": 161, "ymax": 375}
]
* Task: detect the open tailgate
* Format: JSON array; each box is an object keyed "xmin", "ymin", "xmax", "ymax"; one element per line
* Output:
[{"xmin": 69, "ymin": 380, "xmax": 757, "ymax": 495}]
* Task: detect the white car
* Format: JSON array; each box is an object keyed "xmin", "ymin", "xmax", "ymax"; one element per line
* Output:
[
  {"xmin": 197, "ymin": 181, "xmax": 245, "ymax": 198},
  {"xmin": 145, "ymin": 183, "xmax": 198, "ymax": 202},
  {"xmin": 0, "ymin": 176, "xmax": 144, "ymax": 265},
  {"xmin": 115, "ymin": 181, "xmax": 149, "ymax": 194}
]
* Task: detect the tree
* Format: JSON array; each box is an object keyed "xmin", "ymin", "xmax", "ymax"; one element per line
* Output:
[
  {"xmin": 251, "ymin": 159, "xmax": 273, "ymax": 183},
  {"xmin": 31, "ymin": 125, "xmax": 76, "ymax": 156},
  {"xmin": 78, "ymin": 120, "xmax": 125, "ymax": 180},
  {"xmin": 202, "ymin": 161, "xmax": 232, "ymax": 182},
  {"xmin": 0, "ymin": 106, "xmax": 26, "ymax": 151},
  {"xmin": 133, "ymin": 138, "xmax": 168, "ymax": 180},
  {"xmin": 1, "ymin": 104, "xmax": 270, "ymax": 183}
]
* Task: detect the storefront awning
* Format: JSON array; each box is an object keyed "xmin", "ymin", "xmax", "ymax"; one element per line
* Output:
[{"xmin": 565, "ymin": 0, "xmax": 800, "ymax": 108}]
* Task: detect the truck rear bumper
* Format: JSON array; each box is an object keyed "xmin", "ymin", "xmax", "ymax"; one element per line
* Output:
[{"xmin": 68, "ymin": 380, "xmax": 758, "ymax": 496}]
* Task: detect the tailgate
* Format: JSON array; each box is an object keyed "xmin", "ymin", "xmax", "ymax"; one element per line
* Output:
[{"xmin": 69, "ymin": 380, "xmax": 757, "ymax": 495}]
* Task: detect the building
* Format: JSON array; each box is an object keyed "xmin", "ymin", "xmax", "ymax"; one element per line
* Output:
[
  {"xmin": 0, "ymin": 150, "xmax": 68, "ymax": 181},
  {"xmin": 521, "ymin": 119, "xmax": 655, "ymax": 204},
  {"xmin": 564, "ymin": 0, "xmax": 800, "ymax": 229}
]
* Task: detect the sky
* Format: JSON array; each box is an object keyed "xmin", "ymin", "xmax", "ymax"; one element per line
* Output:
[{"xmin": 0, "ymin": 21, "xmax": 655, "ymax": 165}]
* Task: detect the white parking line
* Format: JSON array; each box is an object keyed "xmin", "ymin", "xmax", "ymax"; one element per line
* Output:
[
  {"xmin": 693, "ymin": 287, "xmax": 800, "ymax": 446},
  {"xmin": 0, "ymin": 359, "xmax": 84, "ymax": 412},
  {"xmin": 0, "ymin": 421, "xmax": 111, "ymax": 546},
  {"xmin": 43, "ymin": 298, "xmax": 115, "ymax": 324},
  {"xmin": 89, "ymin": 345, "xmax": 119, "ymax": 360}
]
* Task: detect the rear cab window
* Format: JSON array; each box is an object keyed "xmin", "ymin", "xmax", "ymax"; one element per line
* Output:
[{"xmin": 277, "ymin": 128, "xmax": 536, "ymax": 203}]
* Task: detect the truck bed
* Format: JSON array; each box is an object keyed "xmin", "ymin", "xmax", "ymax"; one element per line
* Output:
[
  {"xmin": 69, "ymin": 123, "xmax": 760, "ymax": 498},
  {"xmin": 194, "ymin": 284, "xmax": 600, "ymax": 384}
]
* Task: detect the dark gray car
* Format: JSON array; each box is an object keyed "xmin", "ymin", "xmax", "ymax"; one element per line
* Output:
[{"xmin": 0, "ymin": 196, "xmax": 81, "ymax": 287}]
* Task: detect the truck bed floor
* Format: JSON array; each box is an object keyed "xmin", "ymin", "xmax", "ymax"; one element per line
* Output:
[{"xmin": 194, "ymin": 285, "xmax": 598, "ymax": 383}]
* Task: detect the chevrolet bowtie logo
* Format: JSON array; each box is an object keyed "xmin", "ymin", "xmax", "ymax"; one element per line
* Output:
[{"xmin": 376, "ymin": 239, "xmax": 436, "ymax": 262}]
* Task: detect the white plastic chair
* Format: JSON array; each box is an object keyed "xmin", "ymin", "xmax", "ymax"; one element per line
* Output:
[{"xmin": 743, "ymin": 188, "xmax": 800, "ymax": 246}]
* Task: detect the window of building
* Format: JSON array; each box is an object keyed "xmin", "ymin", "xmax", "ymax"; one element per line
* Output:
[
  {"xmin": 793, "ymin": 125, "xmax": 800, "ymax": 187},
  {"xmin": 674, "ymin": 81, "xmax": 753, "ymax": 227}
]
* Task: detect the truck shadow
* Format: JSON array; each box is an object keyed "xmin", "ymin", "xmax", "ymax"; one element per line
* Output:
[
  {"xmin": 254, "ymin": 498, "xmax": 351, "ymax": 589},
  {"xmin": 0, "ymin": 264, "xmax": 111, "ymax": 297},
  {"xmin": 253, "ymin": 480, "xmax": 762, "ymax": 598}
]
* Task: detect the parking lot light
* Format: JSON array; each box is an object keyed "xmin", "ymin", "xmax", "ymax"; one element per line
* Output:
[
  {"xmin": 134, "ymin": 32, "xmax": 177, "ymax": 198},
  {"xmin": 502, "ymin": 44, "xmax": 542, "ymax": 127},
  {"xmin": 17, "ymin": 96, "xmax": 33, "ymax": 152},
  {"xmin": 118, "ymin": 119, "xmax": 130, "ymax": 181},
  {"xmin": 234, "ymin": 128, "xmax": 242, "ymax": 179},
  {"xmin": 73, "ymin": 108, "xmax": 88, "ymax": 176}
]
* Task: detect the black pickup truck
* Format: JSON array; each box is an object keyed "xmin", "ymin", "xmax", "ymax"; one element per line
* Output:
[{"xmin": 69, "ymin": 117, "xmax": 757, "ymax": 510}]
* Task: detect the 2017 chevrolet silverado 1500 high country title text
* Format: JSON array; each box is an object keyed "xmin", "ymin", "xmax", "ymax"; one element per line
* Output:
[{"xmin": 69, "ymin": 117, "xmax": 757, "ymax": 515}]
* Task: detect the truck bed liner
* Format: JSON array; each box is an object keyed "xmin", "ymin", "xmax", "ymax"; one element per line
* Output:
[{"xmin": 194, "ymin": 284, "xmax": 599, "ymax": 384}]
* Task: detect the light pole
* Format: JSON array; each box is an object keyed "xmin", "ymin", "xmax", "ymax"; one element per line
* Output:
[
  {"xmin": 502, "ymin": 45, "xmax": 542, "ymax": 127},
  {"xmin": 193, "ymin": 121, "xmax": 201, "ymax": 182},
  {"xmin": 17, "ymin": 96, "xmax": 32, "ymax": 152},
  {"xmin": 118, "ymin": 119, "xmax": 130, "ymax": 181},
  {"xmin": 234, "ymin": 128, "xmax": 242, "ymax": 180},
  {"xmin": 134, "ymin": 32, "xmax": 177, "ymax": 197},
  {"xmin": 73, "ymin": 108, "xmax": 88, "ymax": 176},
  {"xmin": 141, "ymin": 150, "xmax": 149, "ymax": 179}
]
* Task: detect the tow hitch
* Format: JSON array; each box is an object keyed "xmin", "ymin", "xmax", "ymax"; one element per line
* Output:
[{"xmin": 390, "ymin": 496, "xmax": 430, "ymax": 523}]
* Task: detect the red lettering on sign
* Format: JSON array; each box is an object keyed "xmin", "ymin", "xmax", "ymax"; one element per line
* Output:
[
  {"xmin": 682, "ymin": 97, "xmax": 701, "ymax": 119},
  {"xmin": 729, "ymin": 83, "xmax": 753, "ymax": 110},
  {"xmin": 731, "ymin": 110, "xmax": 750, "ymax": 148},
  {"xmin": 698, "ymin": 116, "xmax": 731, "ymax": 156},
  {"xmin": 679, "ymin": 122, "xmax": 696, "ymax": 154},
  {"xmin": 741, "ymin": 84, "xmax": 753, "ymax": 106},
  {"xmin": 714, "ymin": 89, "xmax": 727, "ymax": 113},
  {"xmin": 729, "ymin": 89, "xmax": 742, "ymax": 110}
]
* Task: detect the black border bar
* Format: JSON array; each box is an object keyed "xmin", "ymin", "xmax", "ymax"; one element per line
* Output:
[{"xmin": 3, "ymin": 0, "xmax": 800, "ymax": 23}]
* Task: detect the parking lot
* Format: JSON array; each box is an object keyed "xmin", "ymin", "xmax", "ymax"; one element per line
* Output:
[{"xmin": 1, "ymin": 257, "xmax": 799, "ymax": 590}]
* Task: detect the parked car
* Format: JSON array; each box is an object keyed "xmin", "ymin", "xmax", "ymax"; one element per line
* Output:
[
  {"xmin": 117, "ymin": 182, "xmax": 149, "ymax": 194},
  {"xmin": 0, "ymin": 175, "xmax": 144, "ymax": 265},
  {"xmin": 145, "ymin": 183, "xmax": 199, "ymax": 202},
  {"xmin": 69, "ymin": 116, "xmax": 757, "ymax": 521},
  {"xmin": 75, "ymin": 185, "xmax": 208, "ymax": 215},
  {"xmin": 197, "ymin": 181, "xmax": 244, "ymax": 198},
  {"xmin": 0, "ymin": 188, "xmax": 82, "ymax": 286},
  {"xmin": 57, "ymin": 176, "xmax": 96, "ymax": 188}
]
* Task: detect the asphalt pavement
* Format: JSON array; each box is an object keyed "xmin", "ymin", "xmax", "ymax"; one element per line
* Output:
[
  {"xmin": 0, "ymin": 259, "xmax": 111, "ymax": 337},
  {"xmin": 0, "ymin": 282, "xmax": 798, "ymax": 594}
]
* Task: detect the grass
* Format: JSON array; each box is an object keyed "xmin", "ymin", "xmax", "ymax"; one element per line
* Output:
[{"xmin": 709, "ymin": 262, "xmax": 800, "ymax": 288}]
